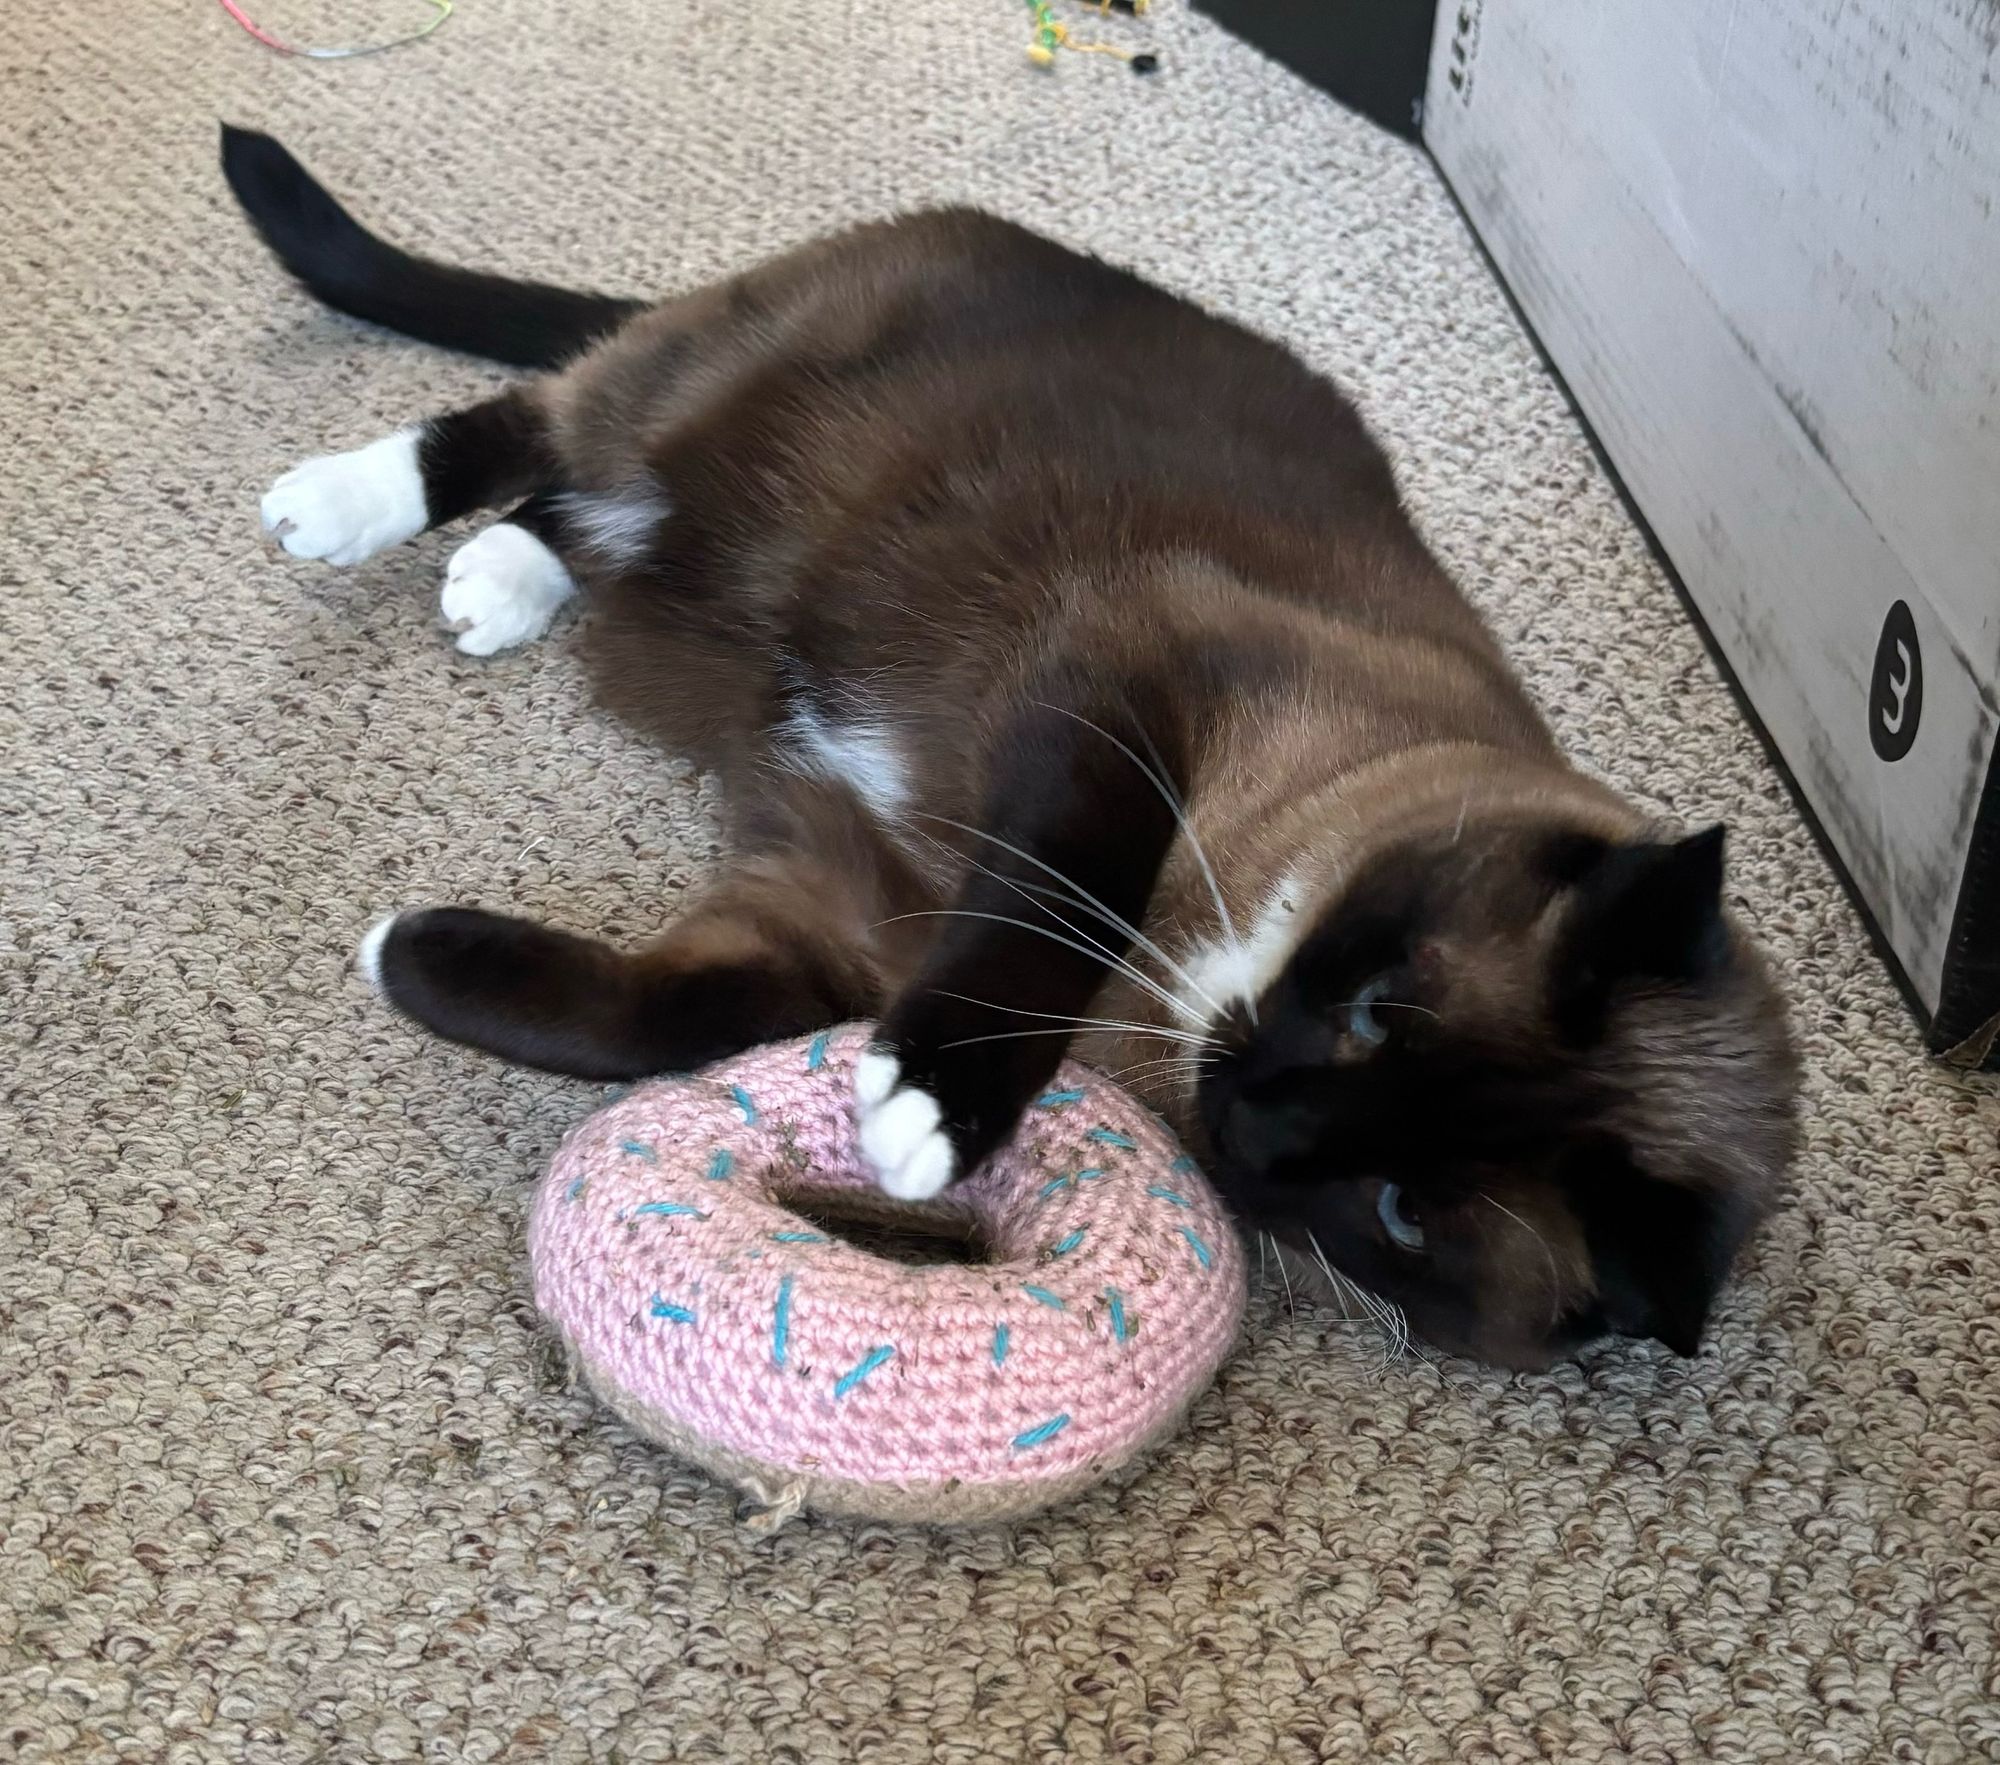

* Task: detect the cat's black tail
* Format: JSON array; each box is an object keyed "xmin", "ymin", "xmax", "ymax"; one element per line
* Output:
[{"xmin": 219, "ymin": 124, "xmax": 646, "ymax": 370}]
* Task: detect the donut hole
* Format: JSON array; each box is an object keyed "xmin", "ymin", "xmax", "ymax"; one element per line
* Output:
[{"xmin": 771, "ymin": 1184, "xmax": 992, "ymax": 1268}]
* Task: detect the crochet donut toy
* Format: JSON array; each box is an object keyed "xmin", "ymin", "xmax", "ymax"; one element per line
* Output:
[{"xmin": 529, "ymin": 1025, "xmax": 1246, "ymax": 1523}]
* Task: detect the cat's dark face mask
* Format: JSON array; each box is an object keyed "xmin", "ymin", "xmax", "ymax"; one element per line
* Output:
[{"xmin": 1195, "ymin": 822, "xmax": 1777, "ymax": 1370}]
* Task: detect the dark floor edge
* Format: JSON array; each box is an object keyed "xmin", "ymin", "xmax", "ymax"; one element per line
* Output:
[
  {"xmin": 1934, "ymin": 751, "xmax": 2000, "ymax": 1064},
  {"xmin": 1192, "ymin": 1, "xmax": 1437, "ymax": 142}
]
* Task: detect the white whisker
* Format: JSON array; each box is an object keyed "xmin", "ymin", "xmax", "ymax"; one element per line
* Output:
[
  {"xmin": 916, "ymin": 813, "xmax": 1230, "ymax": 1021},
  {"xmin": 1168, "ymin": 1048, "xmax": 1220, "ymax": 1098},
  {"xmin": 1030, "ymin": 701, "xmax": 1255, "ymax": 1024},
  {"xmin": 1105, "ymin": 1044, "xmax": 1220, "ymax": 1074},
  {"xmin": 1305, "ymin": 1233, "xmax": 1367, "ymax": 1326},
  {"xmin": 928, "ymin": 988, "xmax": 1215, "ymax": 1044},
  {"xmin": 1105, "ymin": 1058, "xmax": 1202, "ymax": 1100},
  {"xmin": 1337, "ymin": 996, "xmax": 1440, "ymax": 1023},
  {"xmin": 1303, "ymin": 1236, "xmax": 1361, "ymax": 1323},
  {"xmin": 924, "ymin": 992, "xmax": 1221, "ymax": 1050},
  {"xmin": 1273, "ymin": 1236, "xmax": 1297, "ymax": 1314},
  {"xmin": 943, "ymin": 1026, "xmax": 1216, "ymax": 1053},
  {"xmin": 952, "ymin": 863, "xmax": 1214, "ymax": 1028},
  {"xmin": 872, "ymin": 909, "xmax": 1204, "ymax": 1028},
  {"xmin": 1481, "ymin": 1193, "xmax": 1563, "ymax": 1331},
  {"xmin": 900, "ymin": 839, "xmax": 1214, "ymax": 1032},
  {"xmin": 1101, "ymin": 1055, "xmax": 1197, "ymax": 1083},
  {"xmin": 1307, "ymin": 1231, "xmax": 1410, "ymax": 1365}
]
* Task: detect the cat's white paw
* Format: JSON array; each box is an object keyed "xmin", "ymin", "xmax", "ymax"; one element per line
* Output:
[
  {"xmin": 440, "ymin": 523, "xmax": 575, "ymax": 655},
  {"xmin": 854, "ymin": 1051, "xmax": 958, "ymax": 1200},
  {"xmin": 260, "ymin": 430, "xmax": 426, "ymax": 567},
  {"xmin": 355, "ymin": 913, "xmax": 400, "ymax": 993}
]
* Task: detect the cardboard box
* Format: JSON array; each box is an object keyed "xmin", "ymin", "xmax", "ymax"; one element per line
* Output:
[{"xmin": 1425, "ymin": 0, "xmax": 2000, "ymax": 1065}]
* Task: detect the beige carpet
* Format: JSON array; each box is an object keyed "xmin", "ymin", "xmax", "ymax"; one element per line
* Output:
[{"xmin": 5, "ymin": 2, "xmax": 1997, "ymax": 1760}]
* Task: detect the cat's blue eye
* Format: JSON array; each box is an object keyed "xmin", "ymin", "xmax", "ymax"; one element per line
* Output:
[
  {"xmin": 1377, "ymin": 1181, "xmax": 1426, "ymax": 1253},
  {"xmin": 1349, "ymin": 976, "xmax": 1392, "ymax": 1047}
]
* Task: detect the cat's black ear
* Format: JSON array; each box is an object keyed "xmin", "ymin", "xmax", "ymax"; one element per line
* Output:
[
  {"xmin": 1566, "ymin": 1150, "xmax": 1737, "ymax": 1357},
  {"xmin": 1555, "ymin": 825, "xmax": 1729, "ymax": 1036}
]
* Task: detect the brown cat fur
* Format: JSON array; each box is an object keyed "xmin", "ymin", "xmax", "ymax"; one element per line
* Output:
[{"xmin": 225, "ymin": 128, "xmax": 1798, "ymax": 1368}]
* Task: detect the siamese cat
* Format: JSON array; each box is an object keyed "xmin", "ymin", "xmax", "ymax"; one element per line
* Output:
[{"xmin": 224, "ymin": 125, "xmax": 1797, "ymax": 1368}]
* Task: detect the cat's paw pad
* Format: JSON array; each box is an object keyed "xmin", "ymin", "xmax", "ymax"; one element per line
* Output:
[
  {"xmin": 260, "ymin": 430, "xmax": 426, "ymax": 567},
  {"xmin": 440, "ymin": 523, "xmax": 575, "ymax": 655},
  {"xmin": 854, "ymin": 1052, "xmax": 958, "ymax": 1200}
]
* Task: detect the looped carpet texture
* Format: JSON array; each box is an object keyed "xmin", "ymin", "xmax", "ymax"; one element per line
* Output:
[
  {"xmin": 2, "ymin": 2, "xmax": 1997, "ymax": 1761},
  {"xmin": 531, "ymin": 1027, "xmax": 1245, "ymax": 1523}
]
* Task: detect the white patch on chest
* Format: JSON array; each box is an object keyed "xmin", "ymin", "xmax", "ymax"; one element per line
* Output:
[
  {"xmin": 1176, "ymin": 869, "xmax": 1309, "ymax": 1027},
  {"xmin": 780, "ymin": 704, "xmax": 912, "ymax": 823},
  {"xmin": 555, "ymin": 488, "xmax": 671, "ymax": 564}
]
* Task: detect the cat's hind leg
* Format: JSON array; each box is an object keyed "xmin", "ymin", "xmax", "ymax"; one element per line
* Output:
[
  {"xmin": 261, "ymin": 388, "xmax": 555, "ymax": 568},
  {"xmin": 438, "ymin": 493, "xmax": 578, "ymax": 655},
  {"xmin": 357, "ymin": 863, "xmax": 883, "ymax": 1079}
]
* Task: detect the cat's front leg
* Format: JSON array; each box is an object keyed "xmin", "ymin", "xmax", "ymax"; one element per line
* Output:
[{"xmin": 855, "ymin": 696, "xmax": 1183, "ymax": 1198}]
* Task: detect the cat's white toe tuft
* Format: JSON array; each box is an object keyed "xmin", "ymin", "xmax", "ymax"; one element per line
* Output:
[
  {"xmin": 854, "ymin": 1055, "xmax": 958, "ymax": 1200},
  {"xmin": 854, "ymin": 1049, "xmax": 901, "ymax": 1109},
  {"xmin": 260, "ymin": 430, "xmax": 426, "ymax": 567},
  {"xmin": 355, "ymin": 913, "xmax": 400, "ymax": 992},
  {"xmin": 440, "ymin": 522, "xmax": 575, "ymax": 655}
]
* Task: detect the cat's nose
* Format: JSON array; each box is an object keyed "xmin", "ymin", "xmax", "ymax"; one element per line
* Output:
[
  {"xmin": 1231, "ymin": 1032, "xmax": 1339, "ymax": 1094},
  {"xmin": 1212, "ymin": 1092, "xmax": 1324, "ymax": 1173}
]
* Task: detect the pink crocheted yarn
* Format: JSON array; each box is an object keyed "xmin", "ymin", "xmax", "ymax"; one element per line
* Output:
[{"xmin": 529, "ymin": 1024, "xmax": 1246, "ymax": 1523}]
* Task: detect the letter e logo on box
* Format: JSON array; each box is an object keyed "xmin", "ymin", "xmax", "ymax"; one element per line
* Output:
[{"xmin": 1869, "ymin": 601, "xmax": 1922, "ymax": 763}]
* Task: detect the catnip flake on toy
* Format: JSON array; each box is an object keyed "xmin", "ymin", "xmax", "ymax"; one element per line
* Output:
[{"xmin": 529, "ymin": 1025, "xmax": 1246, "ymax": 1524}]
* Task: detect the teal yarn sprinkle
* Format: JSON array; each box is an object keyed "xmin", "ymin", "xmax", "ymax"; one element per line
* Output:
[
  {"xmin": 806, "ymin": 1030, "xmax": 831, "ymax": 1072},
  {"xmin": 603, "ymin": 1083, "xmax": 634, "ymax": 1103},
  {"xmin": 704, "ymin": 1147, "xmax": 734, "ymax": 1182},
  {"xmin": 1022, "ymin": 1284, "xmax": 1066, "ymax": 1310},
  {"xmin": 1105, "ymin": 1286, "xmax": 1129, "ymax": 1343},
  {"xmin": 729, "ymin": 1084, "xmax": 759, "ymax": 1125},
  {"xmin": 648, "ymin": 1296, "xmax": 696, "ymax": 1325},
  {"xmin": 1075, "ymin": 1166, "xmax": 1107, "ymax": 1182},
  {"xmin": 992, "ymin": 1324, "xmax": 1010, "ymax": 1366},
  {"xmin": 565, "ymin": 1175, "xmax": 588, "ymax": 1202},
  {"xmin": 1037, "ymin": 1174, "xmax": 1073, "ymax": 1202},
  {"xmin": 1087, "ymin": 1127, "xmax": 1138, "ymax": 1150},
  {"xmin": 618, "ymin": 1139, "xmax": 659, "ymax": 1163},
  {"xmin": 1012, "ymin": 1413, "xmax": 1071, "ymax": 1450},
  {"xmin": 1169, "ymin": 1154, "xmax": 1198, "ymax": 1174},
  {"xmin": 1146, "ymin": 1184, "xmax": 1192, "ymax": 1209},
  {"xmin": 1178, "ymin": 1224, "xmax": 1215, "ymax": 1269},
  {"xmin": 632, "ymin": 1200, "xmax": 707, "ymax": 1220},
  {"xmin": 1051, "ymin": 1229, "xmax": 1086, "ymax": 1256},
  {"xmin": 1035, "ymin": 1088, "xmax": 1086, "ymax": 1108},
  {"xmin": 772, "ymin": 1275, "xmax": 794, "ymax": 1368},
  {"xmin": 769, "ymin": 1230, "xmax": 827, "ymax": 1244},
  {"xmin": 833, "ymin": 1344, "xmax": 895, "ymax": 1398}
]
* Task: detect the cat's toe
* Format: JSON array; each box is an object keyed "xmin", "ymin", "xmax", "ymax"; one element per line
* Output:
[
  {"xmin": 355, "ymin": 913, "xmax": 401, "ymax": 991},
  {"xmin": 261, "ymin": 431, "xmax": 427, "ymax": 566},
  {"xmin": 854, "ymin": 1053, "xmax": 958, "ymax": 1200},
  {"xmin": 440, "ymin": 523, "xmax": 575, "ymax": 655}
]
